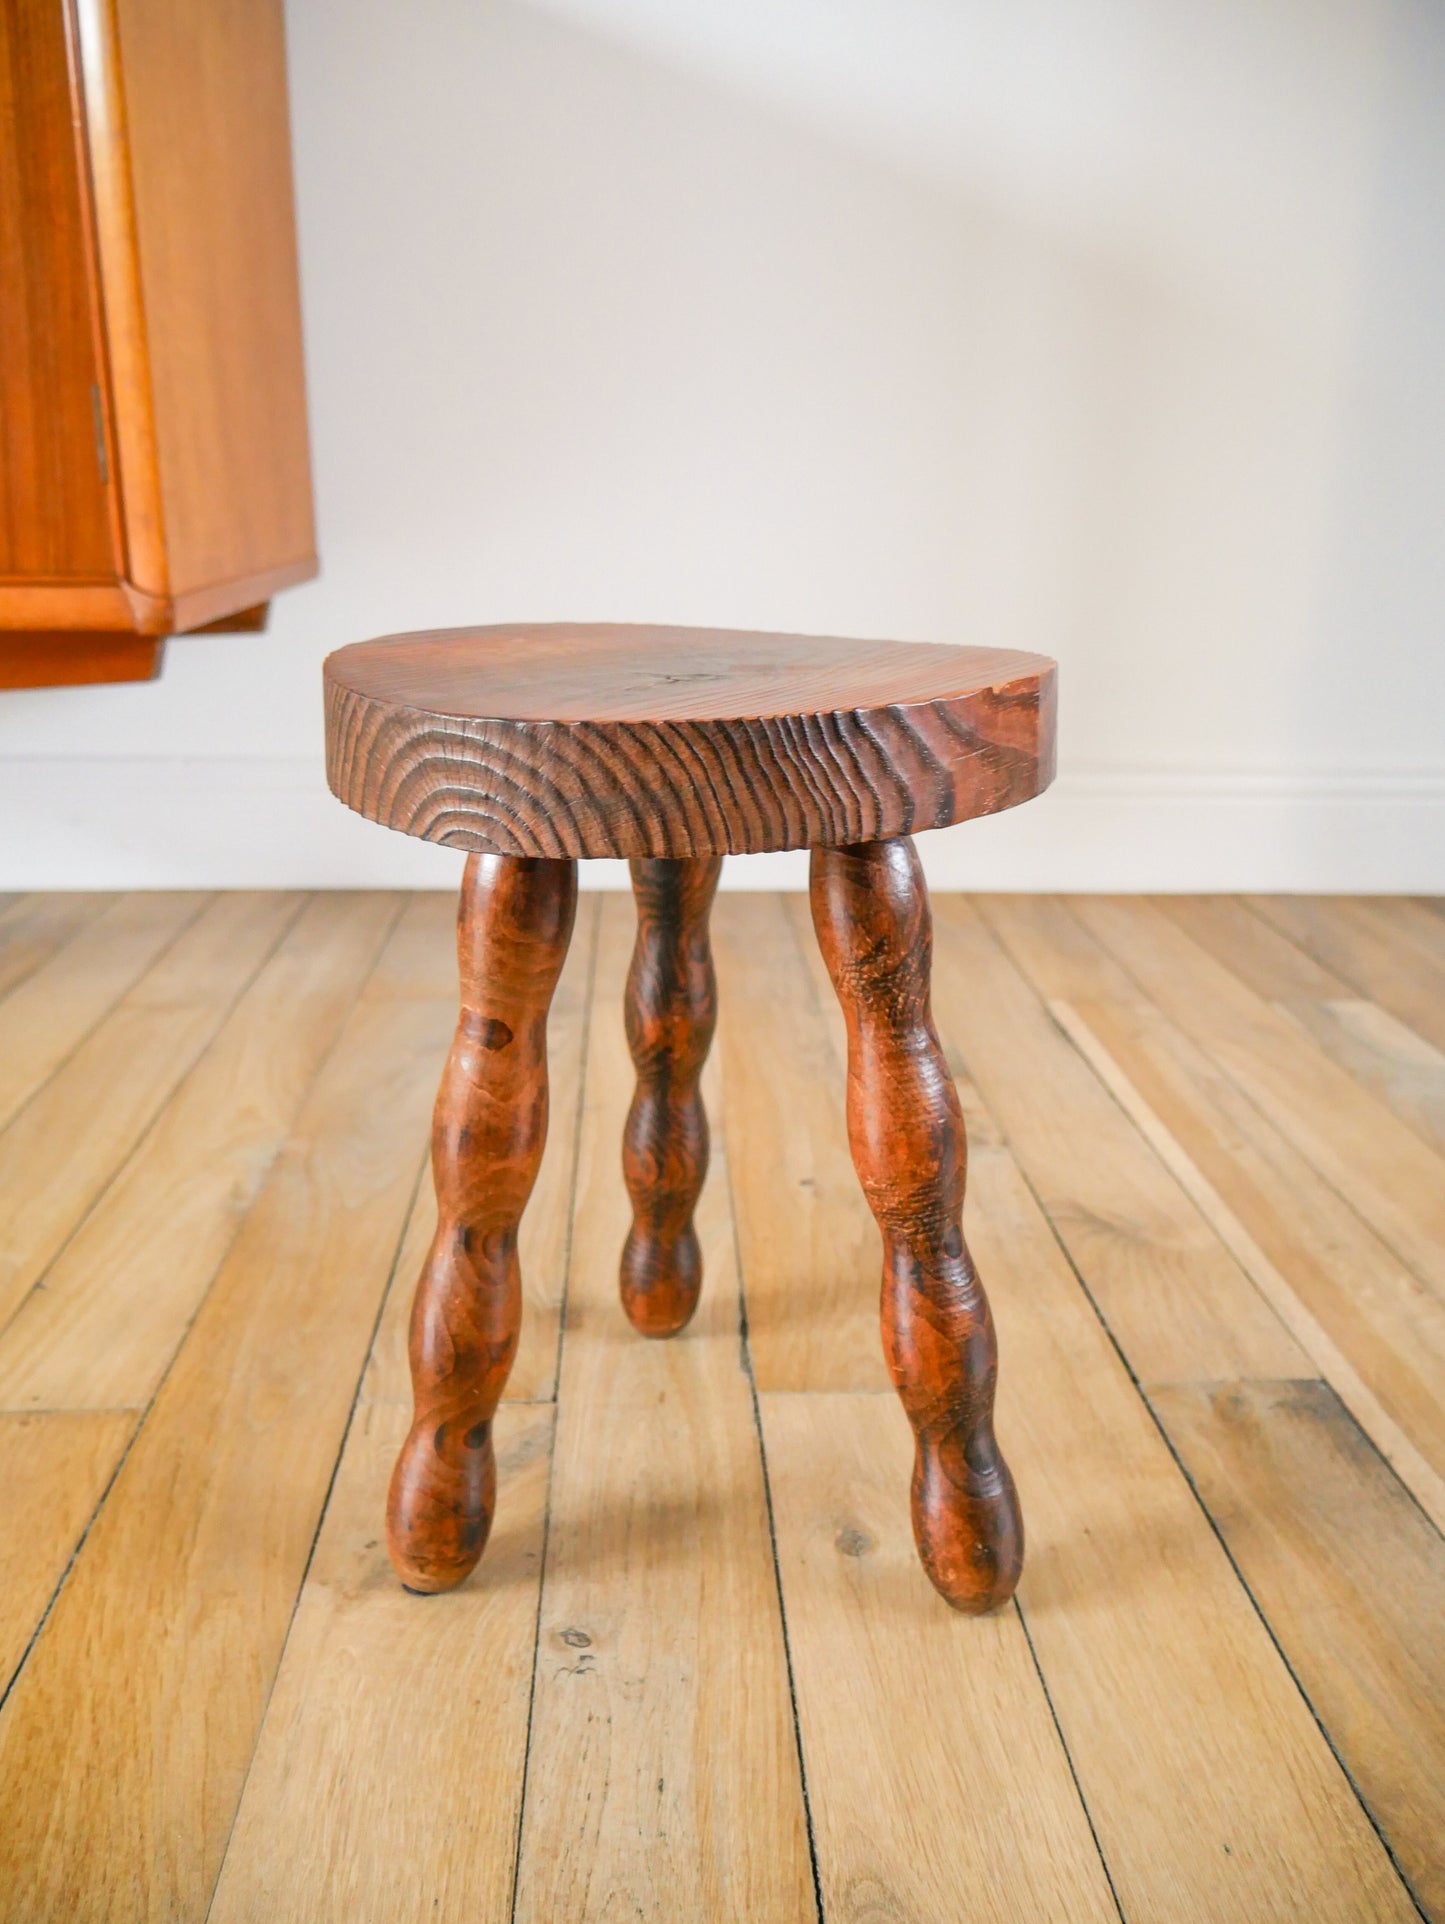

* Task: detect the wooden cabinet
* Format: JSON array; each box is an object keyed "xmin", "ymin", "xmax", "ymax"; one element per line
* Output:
[{"xmin": 0, "ymin": 0, "xmax": 316, "ymax": 688}]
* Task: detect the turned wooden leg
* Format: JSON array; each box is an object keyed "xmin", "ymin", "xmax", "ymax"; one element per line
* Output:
[
  {"xmin": 387, "ymin": 853, "xmax": 577, "ymax": 1593},
  {"xmin": 620, "ymin": 855, "xmax": 723, "ymax": 1336},
  {"xmin": 810, "ymin": 838, "xmax": 1023, "ymax": 1612}
]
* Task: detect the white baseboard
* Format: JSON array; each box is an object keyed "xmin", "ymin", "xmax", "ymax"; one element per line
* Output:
[{"xmin": 1, "ymin": 757, "xmax": 1442, "ymax": 892}]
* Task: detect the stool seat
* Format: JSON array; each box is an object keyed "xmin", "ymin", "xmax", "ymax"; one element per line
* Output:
[{"xmin": 324, "ymin": 623, "xmax": 1055, "ymax": 857}]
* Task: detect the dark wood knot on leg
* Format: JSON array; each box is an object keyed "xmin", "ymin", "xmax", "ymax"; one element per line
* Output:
[
  {"xmin": 387, "ymin": 853, "xmax": 577, "ymax": 1593},
  {"xmin": 620, "ymin": 855, "xmax": 722, "ymax": 1336},
  {"xmin": 810, "ymin": 837, "xmax": 1023, "ymax": 1612}
]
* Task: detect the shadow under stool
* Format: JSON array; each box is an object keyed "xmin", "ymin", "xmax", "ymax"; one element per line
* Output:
[{"xmin": 323, "ymin": 623, "xmax": 1056, "ymax": 1613}]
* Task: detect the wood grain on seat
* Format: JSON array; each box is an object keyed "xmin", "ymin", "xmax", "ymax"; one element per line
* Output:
[{"xmin": 324, "ymin": 624, "xmax": 1056, "ymax": 858}]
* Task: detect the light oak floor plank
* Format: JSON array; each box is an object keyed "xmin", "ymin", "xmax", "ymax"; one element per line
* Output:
[
  {"xmin": 1073, "ymin": 895, "xmax": 1445, "ymax": 1302},
  {"xmin": 0, "ymin": 893, "xmax": 109, "ymax": 1004},
  {"xmin": 0, "ymin": 892, "xmax": 301, "ymax": 1335},
  {"xmin": 0, "ymin": 890, "xmax": 209, "ymax": 1133},
  {"xmin": 1385, "ymin": 895, "xmax": 1445, "ymax": 963},
  {"xmin": 0, "ymin": 892, "xmax": 400, "ymax": 1411},
  {"xmin": 1152, "ymin": 1379, "xmax": 1445, "ymax": 1921},
  {"xmin": 975, "ymin": 897, "xmax": 1445, "ymax": 1519},
  {"xmin": 1053, "ymin": 994, "xmax": 1445, "ymax": 1528},
  {"xmin": 355, "ymin": 886, "xmax": 458, "ymax": 1000},
  {"xmin": 1159, "ymin": 896, "xmax": 1445, "ymax": 1152},
  {"xmin": 0, "ymin": 917, "xmax": 456, "ymax": 1924},
  {"xmin": 760, "ymin": 1390, "xmax": 1119, "ymax": 1924},
  {"xmin": 1249, "ymin": 895, "xmax": 1445, "ymax": 1054},
  {"xmin": 713, "ymin": 893, "xmax": 885, "ymax": 1392},
  {"xmin": 0, "ymin": 1410, "xmax": 136, "ymax": 1697},
  {"xmin": 208, "ymin": 1403, "xmax": 553, "ymax": 1924},
  {"xmin": 512, "ymin": 896, "xmax": 816, "ymax": 1922},
  {"xmin": 363, "ymin": 893, "xmax": 601, "ymax": 1407},
  {"xmin": 964, "ymin": 1139, "xmax": 1415, "ymax": 1922},
  {"xmin": 1157, "ymin": 894, "xmax": 1351, "ymax": 1002},
  {"xmin": 931, "ymin": 896, "xmax": 1307, "ymax": 1383},
  {"xmin": 1277, "ymin": 995, "xmax": 1445, "ymax": 1158}
]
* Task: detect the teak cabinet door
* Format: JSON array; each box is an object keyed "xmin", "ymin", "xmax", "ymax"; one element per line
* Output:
[
  {"xmin": 0, "ymin": 0, "xmax": 119, "ymax": 584},
  {"xmin": 0, "ymin": 0, "xmax": 316, "ymax": 689}
]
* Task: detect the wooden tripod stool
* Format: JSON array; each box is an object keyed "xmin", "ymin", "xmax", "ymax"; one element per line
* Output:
[{"xmin": 324, "ymin": 625, "xmax": 1056, "ymax": 1612}]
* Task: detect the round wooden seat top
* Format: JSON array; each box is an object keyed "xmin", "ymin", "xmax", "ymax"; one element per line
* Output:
[{"xmin": 324, "ymin": 623, "xmax": 1056, "ymax": 859}]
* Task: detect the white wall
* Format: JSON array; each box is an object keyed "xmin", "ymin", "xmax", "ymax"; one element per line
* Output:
[{"xmin": 2, "ymin": 0, "xmax": 1442, "ymax": 890}]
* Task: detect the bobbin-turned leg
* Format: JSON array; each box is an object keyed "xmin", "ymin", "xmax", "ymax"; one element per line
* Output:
[
  {"xmin": 810, "ymin": 837, "xmax": 1023, "ymax": 1612},
  {"xmin": 387, "ymin": 853, "xmax": 577, "ymax": 1593},
  {"xmin": 620, "ymin": 855, "xmax": 723, "ymax": 1336}
]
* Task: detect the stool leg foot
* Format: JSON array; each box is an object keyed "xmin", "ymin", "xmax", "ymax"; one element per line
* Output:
[
  {"xmin": 810, "ymin": 838, "xmax": 1023, "ymax": 1613},
  {"xmin": 387, "ymin": 853, "xmax": 577, "ymax": 1593},
  {"xmin": 620, "ymin": 855, "xmax": 722, "ymax": 1336}
]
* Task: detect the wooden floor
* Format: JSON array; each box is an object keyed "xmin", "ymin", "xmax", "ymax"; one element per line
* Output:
[{"xmin": 0, "ymin": 888, "xmax": 1442, "ymax": 1922}]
